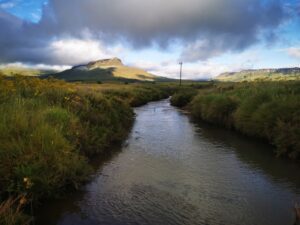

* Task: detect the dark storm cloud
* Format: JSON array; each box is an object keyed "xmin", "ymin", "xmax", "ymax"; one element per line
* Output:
[
  {"xmin": 0, "ymin": 0, "xmax": 294, "ymax": 64},
  {"xmin": 0, "ymin": 8, "xmax": 50, "ymax": 63}
]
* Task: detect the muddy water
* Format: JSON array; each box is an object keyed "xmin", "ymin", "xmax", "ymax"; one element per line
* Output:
[{"xmin": 36, "ymin": 99, "xmax": 300, "ymax": 225}]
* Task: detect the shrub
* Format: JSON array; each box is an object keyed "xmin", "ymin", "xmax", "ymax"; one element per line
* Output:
[
  {"xmin": 171, "ymin": 88, "xmax": 198, "ymax": 107},
  {"xmin": 233, "ymin": 91, "xmax": 272, "ymax": 136},
  {"xmin": 190, "ymin": 94, "xmax": 237, "ymax": 128}
]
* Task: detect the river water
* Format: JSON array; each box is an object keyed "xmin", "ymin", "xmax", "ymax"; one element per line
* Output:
[{"xmin": 36, "ymin": 99, "xmax": 300, "ymax": 225}]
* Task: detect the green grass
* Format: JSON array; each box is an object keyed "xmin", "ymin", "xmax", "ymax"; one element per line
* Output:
[
  {"xmin": 171, "ymin": 81, "xmax": 300, "ymax": 160},
  {"xmin": 0, "ymin": 75, "xmax": 175, "ymax": 223}
]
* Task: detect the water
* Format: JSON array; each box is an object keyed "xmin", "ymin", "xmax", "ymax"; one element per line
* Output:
[{"xmin": 36, "ymin": 99, "xmax": 300, "ymax": 225}]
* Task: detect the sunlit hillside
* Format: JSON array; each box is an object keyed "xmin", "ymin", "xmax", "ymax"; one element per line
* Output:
[
  {"xmin": 216, "ymin": 68, "xmax": 300, "ymax": 82},
  {"xmin": 49, "ymin": 58, "xmax": 170, "ymax": 82}
]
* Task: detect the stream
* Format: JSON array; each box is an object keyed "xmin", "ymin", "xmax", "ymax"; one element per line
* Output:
[{"xmin": 36, "ymin": 99, "xmax": 300, "ymax": 225}]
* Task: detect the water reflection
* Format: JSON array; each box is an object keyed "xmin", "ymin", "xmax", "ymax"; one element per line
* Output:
[{"xmin": 195, "ymin": 120, "xmax": 300, "ymax": 190}]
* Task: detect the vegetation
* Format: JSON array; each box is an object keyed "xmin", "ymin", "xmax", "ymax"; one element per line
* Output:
[
  {"xmin": 216, "ymin": 68, "xmax": 300, "ymax": 82},
  {"xmin": 102, "ymin": 85, "xmax": 173, "ymax": 107},
  {"xmin": 0, "ymin": 75, "xmax": 175, "ymax": 223},
  {"xmin": 0, "ymin": 196, "xmax": 31, "ymax": 225},
  {"xmin": 171, "ymin": 81, "xmax": 300, "ymax": 160},
  {"xmin": 0, "ymin": 66, "xmax": 56, "ymax": 77},
  {"xmin": 170, "ymin": 83, "xmax": 212, "ymax": 107}
]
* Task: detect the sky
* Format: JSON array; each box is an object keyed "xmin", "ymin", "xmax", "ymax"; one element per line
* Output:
[{"xmin": 0, "ymin": 0, "xmax": 299, "ymax": 79}]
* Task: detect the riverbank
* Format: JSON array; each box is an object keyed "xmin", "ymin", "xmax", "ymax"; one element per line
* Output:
[
  {"xmin": 171, "ymin": 81, "xmax": 300, "ymax": 161},
  {"xmin": 0, "ymin": 76, "xmax": 175, "ymax": 224}
]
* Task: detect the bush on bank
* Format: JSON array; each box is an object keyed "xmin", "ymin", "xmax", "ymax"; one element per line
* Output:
[{"xmin": 170, "ymin": 87, "xmax": 198, "ymax": 108}]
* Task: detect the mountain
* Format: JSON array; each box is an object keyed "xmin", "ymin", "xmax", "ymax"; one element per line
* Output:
[
  {"xmin": 0, "ymin": 66, "xmax": 56, "ymax": 77},
  {"xmin": 216, "ymin": 67, "xmax": 300, "ymax": 82},
  {"xmin": 49, "ymin": 58, "xmax": 168, "ymax": 82}
]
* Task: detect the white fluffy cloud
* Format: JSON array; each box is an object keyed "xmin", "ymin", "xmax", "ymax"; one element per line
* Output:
[{"xmin": 48, "ymin": 39, "xmax": 113, "ymax": 65}]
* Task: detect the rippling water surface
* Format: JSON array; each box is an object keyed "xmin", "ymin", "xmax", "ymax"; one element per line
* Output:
[{"xmin": 37, "ymin": 99, "xmax": 300, "ymax": 225}]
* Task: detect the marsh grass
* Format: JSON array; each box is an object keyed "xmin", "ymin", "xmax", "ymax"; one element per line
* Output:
[
  {"xmin": 0, "ymin": 75, "xmax": 175, "ymax": 223},
  {"xmin": 0, "ymin": 196, "xmax": 31, "ymax": 225}
]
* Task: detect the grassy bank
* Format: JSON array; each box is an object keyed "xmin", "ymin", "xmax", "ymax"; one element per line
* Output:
[
  {"xmin": 171, "ymin": 81, "xmax": 300, "ymax": 160},
  {"xmin": 170, "ymin": 83, "xmax": 212, "ymax": 107},
  {"xmin": 0, "ymin": 76, "xmax": 175, "ymax": 223}
]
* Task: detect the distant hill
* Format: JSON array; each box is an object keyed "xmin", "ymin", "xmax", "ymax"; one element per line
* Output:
[
  {"xmin": 216, "ymin": 67, "xmax": 300, "ymax": 82},
  {"xmin": 48, "ymin": 58, "xmax": 170, "ymax": 82},
  {"xmin": 0, "ymin": 66, "xmax": 56, "ymax": 77}
]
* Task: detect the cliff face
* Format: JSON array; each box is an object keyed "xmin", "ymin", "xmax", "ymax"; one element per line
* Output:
[
  {"xmin": 216, "ymin": 67, "xmax": 300, "ymax": 82},
  {"xmin": 87, "ymin": 58, "xmax": 124, "ymax": 69}
]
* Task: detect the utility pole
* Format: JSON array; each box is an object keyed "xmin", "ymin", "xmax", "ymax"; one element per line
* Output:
[{"xmin": 179, "ymin": 62, "xmax": 183, "ymax": 86}]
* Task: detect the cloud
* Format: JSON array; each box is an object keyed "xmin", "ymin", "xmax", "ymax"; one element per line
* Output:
[
  {"xmin": 0, "ymin": 2, "xmax": 16, "ymax": 9},
  {"xmin": 130, "ymin": 52, "xmax": 259, "ymax": 80},
  {"xmin": 142, "ymin": 61, "xmax": 233, "ymax": 80},
  {"xmin": 180, "ymin": 39, "xmax": 226, "ymax": 62},
  {"xmin": 0, "ymin": 9, "xmax": 117, "ymax": 65},
  {"xmin": 286, "ymin": 47, "xmax": 300, "ymax": 59},
  {"xmin": 46, "ymin": 38, "xmax": 115, "ymax": 65},
  {"xmin": 0, "ymin": 0, "xmax": 295, "ymax": 66}
]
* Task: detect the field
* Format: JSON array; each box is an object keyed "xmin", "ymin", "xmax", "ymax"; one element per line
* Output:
[
  {"xmin": 171, "ymin": 81, "xmax": 300, "ymax": 160},
  {"xmin": 0, "ymin": 75, "xmax": 175, "ymax": 224}
]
